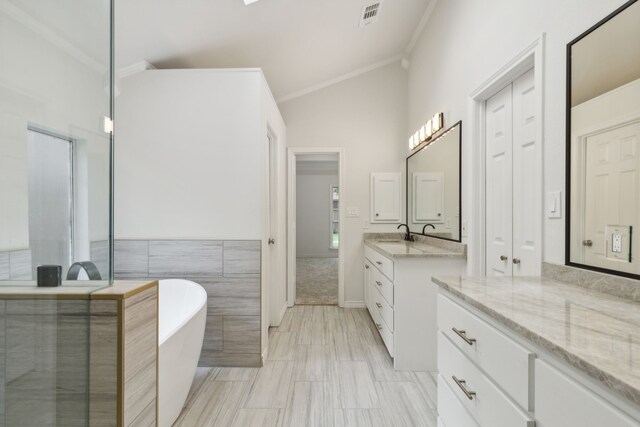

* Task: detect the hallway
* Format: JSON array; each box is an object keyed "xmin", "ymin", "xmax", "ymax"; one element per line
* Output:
[
  {"xmin": 174, "ymin": 306, "xmax": 438, "ymax": 426},
  {"xmin": 295, "ymin": 258, "xmax": 339, "ymax": 305}
]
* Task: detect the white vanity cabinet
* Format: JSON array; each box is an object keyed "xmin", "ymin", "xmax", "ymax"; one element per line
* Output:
[
  {"xmin": 437, "ymin": 291, "xmax": 640, "ymax": 427},
  {"xmin": 364, "ymin": 244, "xmax": 465, "ymax": 370}
]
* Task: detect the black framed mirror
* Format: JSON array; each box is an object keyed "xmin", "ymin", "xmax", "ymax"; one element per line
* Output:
[
  {"xmin": 566, "ymin": 0, "xmax": 640, "ymax": 279},
  {"xmin": 406, "ymin": 121, "xmax": 462, "ymax": 242}
]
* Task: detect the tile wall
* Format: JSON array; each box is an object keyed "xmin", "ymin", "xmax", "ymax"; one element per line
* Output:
[{"xmin": 112, "ymin": 240, "xmax": 262, "ymax": 367}]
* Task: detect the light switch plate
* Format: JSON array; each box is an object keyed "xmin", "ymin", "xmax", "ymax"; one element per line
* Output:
[
  {"xmin": 547, "ymin": 191, "xmax": 562, "ymax": 219},
  {"xmin": 362, "ymin": 219, "xmax": 369, "ymax": 229},
  {"xmin": 346, "ymin": 207, "xmax": 360, "ymax": 218}
]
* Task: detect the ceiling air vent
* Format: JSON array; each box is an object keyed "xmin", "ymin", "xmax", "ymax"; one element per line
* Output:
[{"xmin": 359, "ymin": 2, "xmax": 382, "ymax": 27}]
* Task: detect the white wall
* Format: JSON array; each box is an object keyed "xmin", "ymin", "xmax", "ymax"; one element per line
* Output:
[
  {"xmin": 279, "ymin": 62, "xmax": 407, "ymax": 305},
  {"xmin": 115, "ymin": 69, "xmax": 265, "ymax": 240},
  {"xmin": 407, "ymin": 0, "xmax": 630, "ymax": 268},
  {"xmin": 296, "ymin": 161, "xmax": 339, "ymax": 258}
]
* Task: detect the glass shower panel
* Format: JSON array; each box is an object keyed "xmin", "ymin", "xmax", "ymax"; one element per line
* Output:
[
  {"xmin": 0, "ymin": 0, "xmax": 113, "ymax": 425},
  {"xmin": 2, "ymin": 299, "xmax": 91, "ymax": 426},
  {"xmin": 0, "ymin": 0, "xmax": 113, "ymax": 283}
]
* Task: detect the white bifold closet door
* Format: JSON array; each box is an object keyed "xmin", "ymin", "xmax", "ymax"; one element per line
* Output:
[{"xmin": 486, "ymin": 69, "xmax": 541, "ymax": 276}]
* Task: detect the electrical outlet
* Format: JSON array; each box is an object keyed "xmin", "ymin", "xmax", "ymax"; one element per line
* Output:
[
  {"xmin": 462, "ymin": 220, "xmax": 468, "ymax": 237},
  {"xmin": 612, "ymin": 233, "xmax": 622, "ymax": 253},
  {"xmin": 363, "ymin": 219, "xmax": 369, "ymax": 229}
]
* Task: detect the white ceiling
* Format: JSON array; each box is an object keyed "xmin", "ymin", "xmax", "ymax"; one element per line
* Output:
[{"xmin": 115, "ymin": 0, "xmax": 432, "ymax": 99}]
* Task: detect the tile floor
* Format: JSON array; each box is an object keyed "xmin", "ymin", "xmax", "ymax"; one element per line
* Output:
[
  {"xmin": 295, "ymin": 258, "xmax": 339, "ymax": 305},
  {"xmin": 174, "ymin": 305, "xmax": 438, "ymax": 426}
]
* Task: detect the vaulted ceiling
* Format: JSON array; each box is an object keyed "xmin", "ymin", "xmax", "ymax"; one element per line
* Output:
[{"xmin": 115, "ymin": 0, "xmax": 432, "ymax": 100}]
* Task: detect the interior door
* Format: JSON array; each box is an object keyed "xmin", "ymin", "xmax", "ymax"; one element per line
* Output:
[
  {"xmin": 512, "ymin": 69, "xmax": 540, "ymax": 276},
  {"xmin": 267, "ymin": 135, "xmax": 278, "ymax": 323},
  {"xmin": 485, "ymin": 85, "xmax": 513, "ymax": 276},
  {"xmin": 584, "ymin": 121, "xmax": 640, "ymax": 273}
]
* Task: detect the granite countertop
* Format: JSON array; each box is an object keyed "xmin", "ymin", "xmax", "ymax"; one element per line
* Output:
[
  {"xmin": 364, "ymin": 233, "xmax": 466, "ymax": 259},
  {"xmin": 433, "ymin": 275, "xmax": 640, "ymax": 406}
]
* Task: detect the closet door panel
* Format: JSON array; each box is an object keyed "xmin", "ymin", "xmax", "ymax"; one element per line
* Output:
[
  {"xmin": 512, "ymin": 69, "xmax": 541, "ymax": 276},
  {"xmin": 485, "ymin": 85, "xmax": 513, "ymax": 276}
]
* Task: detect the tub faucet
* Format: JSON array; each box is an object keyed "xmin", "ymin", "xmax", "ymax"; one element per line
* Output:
[
  {"xmin": 397, "ymin": 224, "xmax": 414, "ymax": 242},
  {"xmin": 422, "ymin": 223, "xmax": 436, "ymax": 234},
  {"xmin": 66, "ymin": 261, "xmax": 102, "ymax": 280}
]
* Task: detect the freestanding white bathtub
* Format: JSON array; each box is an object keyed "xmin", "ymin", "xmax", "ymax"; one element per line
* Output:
[{"xmin": 158, "ymin": 279, "xmax": 207, "ymax": 427}]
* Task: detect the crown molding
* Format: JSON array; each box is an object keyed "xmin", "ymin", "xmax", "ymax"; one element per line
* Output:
[
  {"xmin": 117, "ymin": 60, "xmax": 157, "ymax": 79},
  {"xmin": 0, "ymin": 1, "xmax": 105, "ymax": 73},
  {"xmin": 405, "ymin": 0, "xmax": 439, "ymax": 55},
  {"xmin": 277, "ymin": 54, "xmax": 403, "ymax": 104}
]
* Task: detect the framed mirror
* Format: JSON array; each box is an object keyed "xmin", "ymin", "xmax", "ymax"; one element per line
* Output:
[
  {"xmin": 566, "ymin": 0, "xmax": 640, "ymax": 279},
  {"xmin": 406, "ymin": 121, "xmax": 462, "ymax": 242}
]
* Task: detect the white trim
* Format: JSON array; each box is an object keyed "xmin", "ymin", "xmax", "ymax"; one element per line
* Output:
[
  {"xmin": 271, "ymin": 302, "xmax": 288, "ymax": 328},
  {"xmin": 287, "ymin": 147, "xmax": 346, "ymax": 307},
  {"xmin": 0, "ymin": 1, "xmax": 105, "ymax": 73},
  {"xmin": 468, "ymin": 34, "xmax": 545, "ymax": 276},
  {"xmin": 342, "ymin": 301, "xmax": 366, "ymax": 309},
  {"xmin": 277, "ymin": 56, "xmax": 403, "ymax": 104},
  {"xmin": 118, "ymin": 60, "xmax": 156, "ymax": 79},
  {"xmin": 405, "ymin": 0, "xmax": 439, "ymax": 54}
]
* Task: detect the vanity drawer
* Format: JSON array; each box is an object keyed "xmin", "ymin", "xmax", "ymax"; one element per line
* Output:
[
  {"xmin": 437, "ymin": 294, "xmax": 533, "ymax": 410},
  {"xmin": 364, "ymin": 246, "xmax": 394, "ymax": 281},
  {"xmin": 370, "ymin": 267, "xmax": 393, "ymax": 307},
  {"xmin": 370, "ymin": 302, "xmax": 394, "ymax": 357},
  {"xmin": 438, "ymin": 333, "xmax": 535, "ymax": 427},
  {"xmin": 372, "ymin": 286, "xmax": 394, "ymax": 331},
  {"xmin": 438, "ymin": 374, "xmax": 480, "ymax": 427},
  {"xmin": 535, "ymin": 360, "xmax": 639, "ymax": 427}
]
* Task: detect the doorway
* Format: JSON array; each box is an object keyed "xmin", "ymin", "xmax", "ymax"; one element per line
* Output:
[
  {"xmin": 295, "ymin": 154, "xmax": 339, "ymax": 305},
  {"xmin": 287, "ymin": 148, "xmax": 345, "ymax": 307}
]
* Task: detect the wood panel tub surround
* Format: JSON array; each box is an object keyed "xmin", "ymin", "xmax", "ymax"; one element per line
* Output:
[{"xmin": 90, "ymin": 281, "xmax": 159, "ymax": 427}]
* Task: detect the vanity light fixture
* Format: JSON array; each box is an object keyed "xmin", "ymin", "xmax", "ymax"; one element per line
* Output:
[
  {"xmin": 409, "ymin": 112, "xmax": 444, "ymax": 151},
  {"xmin": 432, "ymin": 112, "xmax": 443, "ymax": 133},
  {"xmin": 243, "ymin": 0, "xmax": 261, "ymax": 4}
]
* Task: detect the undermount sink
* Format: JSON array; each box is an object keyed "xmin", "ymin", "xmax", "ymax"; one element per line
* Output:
[{"xmin": 375, "ymin": 239, "xmax": 405, "ymax": 243}]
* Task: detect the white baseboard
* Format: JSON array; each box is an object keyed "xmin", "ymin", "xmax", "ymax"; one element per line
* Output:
[
  {"xmin": 271, "ymin": 303, "xmax": 288, "ymax": 327},
  {"xmin": 342, "ymin": 301, "xmax": 366, "ymax": 309}
]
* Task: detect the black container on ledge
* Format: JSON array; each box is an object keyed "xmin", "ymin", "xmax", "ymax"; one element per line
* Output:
[{"xmin": 37, "ymin": 265, "xmax": 62, "ymax": 287}]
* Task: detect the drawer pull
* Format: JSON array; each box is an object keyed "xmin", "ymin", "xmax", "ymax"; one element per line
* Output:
[
  {"xmin": 452, "ymin": 376, "xmax": 476, "ymax": 400},
  {"xmin": 365, "ymin": 264, "xmax": 369, "ymax": 269},
  {"xmin": 452, "ymin": 327, "xmax": 476, "ymax": 346},
  {"xmin": 375, "ymin": 281, "xmax": 382, "ymax": 287},
  {"xmin": 376, "ymin": 302, "xmax": 382, "ymax": 308},
  {"xmin": 376, "ymin": 261, "xmax": 383, "ymax": 265},
  {"xmin": 375, "ymin": 323, "xmax": 383, "ymax": 330}
]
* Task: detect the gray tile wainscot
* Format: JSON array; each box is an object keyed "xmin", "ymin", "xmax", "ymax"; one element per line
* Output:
[{"xmin": 114, "ymin": 239, "xmax": 262, "ymax": 367}]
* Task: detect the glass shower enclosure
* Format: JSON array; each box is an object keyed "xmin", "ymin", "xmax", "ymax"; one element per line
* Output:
[{"xmin": 0, "ymin": 0, "xmax": 113, "ymax": 424}]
